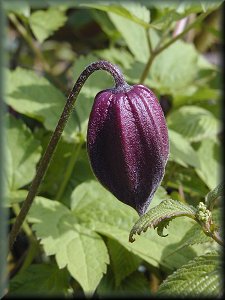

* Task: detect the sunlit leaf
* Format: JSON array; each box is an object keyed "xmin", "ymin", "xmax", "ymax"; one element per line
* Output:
[
  {"xmin": 29, "ymin": 8, "xmax": 67, "ymax": 43},
  {"xmin": 28, "ymin": 197, "xmax": 109, "ymax": 295},
  {"xmin": 5, "ymin": 114, "xmax": 41, "ymax": 192},
  {"xmin": 168, "ymin": 106, "xmax": 220, "ymax": 142}
]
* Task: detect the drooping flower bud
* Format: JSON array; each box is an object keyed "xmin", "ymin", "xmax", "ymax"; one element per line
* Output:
[{"xmin": 87, "ymin": 83, "xmax": 169, "ymax": 216}]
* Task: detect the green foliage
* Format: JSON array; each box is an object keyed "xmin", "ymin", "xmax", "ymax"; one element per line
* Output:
[
  {"xmin": 129, "ymin": 199, "xmax": 196, "ymax": 242},
  {"xmin": 6, "ymin": 68, "xmax": 79, "ymax": 140},
  {"xmin": 28, "ymin": 196, "xmax": 109, "ymax": 295},
  {"xmin": 167, "ymin": 106, "xmax": 220, "ymax": 142},
  {"xmin": 29, "ymin": 8, "xmax": 67, "ymax": 43},
  {"xmin": 107, "ymin": 239, "xmax": 141, "ymax": 287},
  {"xmin": 168, "ymin": 129, "xmax": 199, "ymax": 168},
  {"xmin": 150, "ymin": 41, "xmax": 199, "ymax": 94},
  {"xmin": 5, "ymin": 1, "xmax": 222, "ymax": 298},
  {"xmin": 9, "ymin": 264, "xmax": 70, "ymax": 296},
  {"xmin": 195, "ymin": 138, "xmax": 221, "ymax": 189},
  {"xmin": 157, "ymin": 251, "xmax": 222, "ymax": 297},
  {"xmin": 205, "ymin": 182, "xmax": 223, "ymax": 210},
  {"xmin": 5, "ymin": 115, "xmax": 41, "ymax": 193}
]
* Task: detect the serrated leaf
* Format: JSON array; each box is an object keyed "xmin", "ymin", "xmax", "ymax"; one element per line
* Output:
[
  {"xmin": 168, "ymin": 129, "xmax": 200, "ymax": 168},
  {"xmin": 157, "ymin": 251, "xmax": 222, "ymax": 297},
  {"xmin": 105, "ymin": 3, "xmax": 150, "ymax": 62},
  {"xmin": 9, "ymin": 264, "xmax": 70, "ymax": 296},
  {"xmin": 4, "ymin": 115, "xmax": 41, "ymax": 192},
  {"xmin": 6, "ymin": 67, "xmax": 79, "ymax": 140},
  {"xmin": 168, "ymin": 106, "xmax": 220, "ymax": 142},
  {"xmin": 71, "ymin": 181, "xmax": 204, "ymax": 270},
  {"xmin": 129, "ymin": 199, "xmax": 196, "ymax": 242},
  {"xmin": 28, "ymin": 197, "xmax": 109, "ymax": 294},
  {"xmin": 29, "ymin": 8, "xmax": 67, "ymax": 43},
  {"xmin": 195, "ymin": 138, "xmax": 221, "ymax": 190},
  {"xmin": 107, "ymin": 239, "xmax": 141, "ymax": 287}
]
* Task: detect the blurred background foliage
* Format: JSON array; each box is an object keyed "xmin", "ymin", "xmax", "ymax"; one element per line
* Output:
[{"xmin": 3, "ymin": 0, "xmax": 222, "ymax": 297}]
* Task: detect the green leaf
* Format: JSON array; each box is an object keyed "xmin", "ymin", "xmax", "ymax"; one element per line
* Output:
[
  {"xmin": 5, "ymin": 115, "xmax": 41, "ymax": 192},
  {"xmin": 148, "ymin": 41, "xmax": 199, "ymax": 94},
  {"xmin": 168, "ymin": 129, "xmax": 200, "ymax": 168},
  {"xmin": 174, "ymin": 223, "xmax": 213, "ymax": 251},
  {"xmin": 168, "ymin": 106, "xmax": 220, "ymax": 142},
  {"xmin": 129, "ymin": 199, "xmax": 197, "ymax": 242},
  {"xmin": 195, "ymin": 139, "xmax": 221, "ymax": 190},
  {"xmin": 205, "ymin": 182, "xmax": 223, "ymax": 210},
  {"xmin": 80, "ymin": 2, "xmax": 150, "ymax": 28},
  {"xmin": 97, "ymin": 267, "xmax": 150, "ymax": 297},
  {"xmin": 157, "ymin": 251, "xmax": 222, "ymax": 297},
  {"xmin": 106, "ymin": 4, "xmax": 150, "ymax": 62},
  {"xmin": 71, "ymin": 180, "xmax": 205, "ymax": 270},
  {"xmin": 36, "ymin": 130, "xmax": 93, "ymax": 205},
  {"xmin": 6, "ymin": 189, "xmax": 28, "ymax": 206},
  {"xmin": 95, "ymin": 47, "xmax": 134, "ymax": 69},
  {"xmin": 9, "ymin": 264, "xmax": 70, "ymax": 296},
  {"xmin": 4, "ymin": 1, "xmax": 30, "ymax": 17},
  {"xmin": 91, "ymin": 10, "xmax": 121, "ymax": 42},
  {"xmin": 6, "ymin": 67, "xmax": 78, "ymax": 140},
  {"xmin": 29, "ymin": 8, "xmax": 67, "ymax": 43},
  {"xmin": 116, "ymin": 271, "xmax": 150, "ymax": 296},
  {"xmin": 107, "ymin": 239, "xmax": 141, "ymax": 287},
  {"xmin": 28, "ymin": 197, "xmax": 109, "ymax": 294}
]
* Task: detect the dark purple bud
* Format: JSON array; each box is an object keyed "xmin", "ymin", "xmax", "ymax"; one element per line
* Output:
[{"xmin": 87, "ymin": 83, "xmax": 169, "ymax": 216}]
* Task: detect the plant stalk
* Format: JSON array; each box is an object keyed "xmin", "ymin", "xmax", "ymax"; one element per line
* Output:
[
  {"xmin": 8, "ymin": 60, "xmax": 128, "ymax": 251},
  {"xmin": 139, "ymin": 11, "xmax": 211, "ymax": 84}
]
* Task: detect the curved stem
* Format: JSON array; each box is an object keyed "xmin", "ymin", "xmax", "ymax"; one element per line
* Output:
[{"xmin": 8, "ymin": 60, "xmax": 128, "ymax": 251}]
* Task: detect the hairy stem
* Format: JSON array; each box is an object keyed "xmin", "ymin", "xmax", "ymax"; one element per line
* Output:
[{"xmin": 8, "ymin": 60, "xmax": 128, "ymax": 251}]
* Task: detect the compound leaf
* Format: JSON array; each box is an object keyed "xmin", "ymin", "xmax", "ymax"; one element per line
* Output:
[{"xmin": 28, "ymin": 197, "xmax": 109, "ymax": 295}]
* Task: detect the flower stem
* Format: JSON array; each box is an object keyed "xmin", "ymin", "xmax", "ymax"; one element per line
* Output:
[{"xmin": 8, "ymin": 60, "xmax": 127, "ymax": 251}]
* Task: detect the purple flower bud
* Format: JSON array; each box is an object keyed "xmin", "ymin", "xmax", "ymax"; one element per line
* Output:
[{"xmin": 87, "ymin": 84, "xmax": 169, "ymax": 215}]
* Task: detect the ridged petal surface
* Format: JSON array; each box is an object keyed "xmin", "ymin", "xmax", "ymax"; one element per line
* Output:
[{"xmin": 87, "ymin": 85, "xmax": 169, "ymax": 215}]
